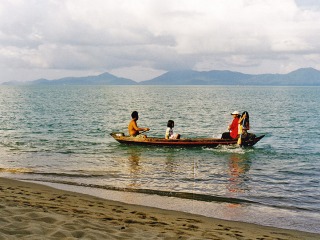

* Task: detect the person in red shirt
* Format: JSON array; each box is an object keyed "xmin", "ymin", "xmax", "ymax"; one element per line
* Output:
[{"xmin": 221, "ymin": 111, "xmax": 240, "ymax": 139}]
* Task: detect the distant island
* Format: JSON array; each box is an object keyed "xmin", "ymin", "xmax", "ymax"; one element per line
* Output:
[{"xmin": 3, "ymin": 67, "xmax": 320, "ymax": 86}]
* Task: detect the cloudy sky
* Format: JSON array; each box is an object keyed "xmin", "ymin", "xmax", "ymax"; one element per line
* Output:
[{"xmin": 1, "ymin": 0, "xmax": 320, "ymax": 83}]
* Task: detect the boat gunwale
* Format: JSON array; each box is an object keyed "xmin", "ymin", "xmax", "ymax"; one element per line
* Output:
[{"xmin": 110, "ymin": 132, "xmax": 264, "ymax": 147}]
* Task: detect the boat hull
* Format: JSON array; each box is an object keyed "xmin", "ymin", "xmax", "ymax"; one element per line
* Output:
[{"xmin": 110, "ymin": 132, "xmax": 264, "ymax": 148}]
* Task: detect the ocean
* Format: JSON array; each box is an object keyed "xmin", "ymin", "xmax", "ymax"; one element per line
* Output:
[{"xmin": 0, "ymin": 85, "xmax": 319, "ymax": 233}]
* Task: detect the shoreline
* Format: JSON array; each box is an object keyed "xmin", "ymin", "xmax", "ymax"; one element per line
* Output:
[
  {"xmin": 23, "ymin": 179, "xmax": 320, "ymax": 234},
  {"xmin": 1, "ymin": 177, "xmax": 319, "ymax": 239}
]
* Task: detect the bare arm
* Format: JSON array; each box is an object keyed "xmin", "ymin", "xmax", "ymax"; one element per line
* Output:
[
  {"xmin": 135, "ymin": 122, "xmax": 150, "ymax": 131},
  {"xmin": 129, "ymin": 120, "xmax": 149, "ymax": 134}
]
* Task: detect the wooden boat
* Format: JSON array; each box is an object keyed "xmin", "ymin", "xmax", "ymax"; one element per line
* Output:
[{"xmin": 110, "ymin": 132, "xmax": 265, "ymax": 148}]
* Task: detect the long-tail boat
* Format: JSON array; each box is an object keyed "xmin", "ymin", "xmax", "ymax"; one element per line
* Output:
[{"xmin": 110, "ymin": 132, "xmax": 264, "ymax": 148}]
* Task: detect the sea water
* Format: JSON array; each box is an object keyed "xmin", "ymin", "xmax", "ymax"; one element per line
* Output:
[{"xmin": 0, "ymin": 85, "xmax": 319, "ymax": 233}]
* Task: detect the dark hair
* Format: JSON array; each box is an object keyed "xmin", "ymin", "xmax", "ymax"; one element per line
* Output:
[
  {"xmin": 241, "ymin": 111, "xmax": 249, "ymax": 119},
  {"xmin": 131, "ymin": 111, "xmax": 138, "ymax": 119},
  {"xmin": 167, "ymin": 120, "xmax": 174, "ymax": 128},
  {"xmin": 240, "ymin": 111, "xmax": 250, "ymax": 127}
]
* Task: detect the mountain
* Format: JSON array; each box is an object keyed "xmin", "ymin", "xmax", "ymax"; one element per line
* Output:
[
  {"xmin": 241, "ymin": 68, "xmax": 320, "ymax": 86},
  {"xmin": 2, "ymin": 67, "xmax": 320, "ymax": 86},
  {"xmin": 3, "ymin": 72, "xmax": 137, "ymax": 86},
  {"xmin": 32, "ymin": 72, "xmax": 137, "ymax": 85},
  {"xmin": 282, "ymin": 67, "xmax": 320, "ymax": 85},
  {"xmin": 140, "ymin": 68, "xmax": 320, "ymax": 86},
  {"xmin": 140, "ymin": 70, "xmax": 252, "ymax": 85}
]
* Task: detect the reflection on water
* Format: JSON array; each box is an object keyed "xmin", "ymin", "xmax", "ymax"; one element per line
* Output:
[
  {"xmin": 127, "ymin": 147, "xmax": 142, "ymax": 187},
  {"xmin": 227, "ymin": 153, "xmax": 252, "ymax": 193},
  {"xmin": 225, "ymin": 153, "xmax": 252, "ymax": 211}
]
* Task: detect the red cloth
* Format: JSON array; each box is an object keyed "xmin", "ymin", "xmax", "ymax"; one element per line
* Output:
[{"xmin": 229, "ymin": 118, "xmax": 239, "ymax": 139}]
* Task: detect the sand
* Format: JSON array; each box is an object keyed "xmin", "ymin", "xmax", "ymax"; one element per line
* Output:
[{"xmin": 0, "ymin": 177, "xmax": 319, "ymax": 240}]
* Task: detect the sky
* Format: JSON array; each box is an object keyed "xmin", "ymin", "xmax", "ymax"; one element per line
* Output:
[{"xmin": 1, "ymin": 0, "xmax": 320, "ymax": 83}]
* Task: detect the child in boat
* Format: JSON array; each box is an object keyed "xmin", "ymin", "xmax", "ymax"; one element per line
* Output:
[{"xmin": 165, "ymin": 120, "xmax": 180, "ymax": 139}]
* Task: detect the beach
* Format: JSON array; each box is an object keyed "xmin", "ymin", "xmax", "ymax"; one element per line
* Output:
[{"xmin": 1, "ymin": 177, "xmax": 319, "ymax": 240}]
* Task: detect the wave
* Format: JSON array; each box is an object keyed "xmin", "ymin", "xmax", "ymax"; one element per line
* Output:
[
  {"xmin": 21, "ymin": 178, "xmax": 319, "ymax": 215},
  {"xmin": 26, "ymin": 178, "xmax": 266, "ymax": 206}
]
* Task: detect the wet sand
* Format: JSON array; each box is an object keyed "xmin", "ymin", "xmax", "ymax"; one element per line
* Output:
[{"xmin": 1, "ymin": 177, "xmax": 319, "ymax": 239}]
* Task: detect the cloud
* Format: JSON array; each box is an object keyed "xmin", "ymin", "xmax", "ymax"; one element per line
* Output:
[{"xmin": 1, "ymin": 0, "xmax": 320, "ymax": 82}]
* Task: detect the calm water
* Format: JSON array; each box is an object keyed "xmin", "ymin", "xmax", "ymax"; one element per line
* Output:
[{"xmin": 0, "ymin": 85, "xmax": 319, "ymax": 233}]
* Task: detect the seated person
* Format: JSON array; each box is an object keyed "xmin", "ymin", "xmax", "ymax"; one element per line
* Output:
[
  {"xmin": 165, "ymin": 120, "xmax": 180, "ymax": 139},
  {"xmin": 221, "ymin": 111, "xmax": 240, "ymax": 139},
  {"xmin": 128, "ymin": 111, "xmax": 150, "ymax": 137}
]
